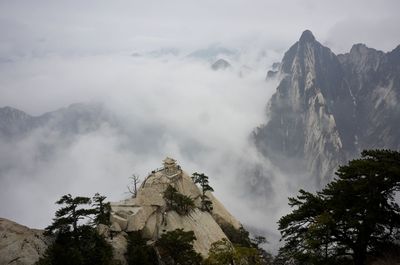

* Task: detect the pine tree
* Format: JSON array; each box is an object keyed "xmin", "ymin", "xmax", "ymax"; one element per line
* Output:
[
  {"xmin": 126, "ymin": 231, "xmax": 158, "ymax": 265},
  {"xmin": 44, "ymin": 194, "xmax": 96, "ymax": 236},
  {"xmin": 92, "ymin": 193, "xmax": 111, "ymax": 226},
  {"xmin": 163, "ymin": 185, "xmax": 195, "ymax": 215},
  {"xmin": 38, "ymin": 194, "xmax": 114, "ymax": 265},
  {"xmin": 277, "ymin": 150, "xmax": 400, "ymax": 265},
  {"xmin": 156, "ymin": 229, "xmax": 202, "ymax": 265},
  {"xmin": 192, "ymin": 172, "xmax": 214, "ymax": 212}
]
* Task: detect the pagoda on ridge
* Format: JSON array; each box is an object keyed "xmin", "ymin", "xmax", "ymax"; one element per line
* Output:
[{"xmin": 162, "ymin": 157, "xmax": 179, "ymax": 176}]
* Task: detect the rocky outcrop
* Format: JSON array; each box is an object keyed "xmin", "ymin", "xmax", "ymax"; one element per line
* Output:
[
  {"xmin": 0, "ymin": 218, "xmax": 52, "ymax": 265},
  {"xmin": 110, "ymin": 157, "xmax": 241, "ymax": 257},
  {"xmin": 338, "ymin": 44, "xmax": 400, "ymax": 153},
  {"xmin": 254, "ymin": 30, "xmax": 400, "ymax": 185}
]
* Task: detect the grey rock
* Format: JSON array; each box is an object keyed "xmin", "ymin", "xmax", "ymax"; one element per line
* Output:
[
  {"xmin": 254, "ymin": 30, "xmax": 400, "ymax": 185},
  {"xmin": 0, "ymin": 218, "xmax": 52, "ymax": 265}
]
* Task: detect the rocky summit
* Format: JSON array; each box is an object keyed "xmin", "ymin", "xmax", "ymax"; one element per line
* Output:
[
  {"xmin": 0, "ymin": 218, "xmax": 51, "ymax": 265},
  {"xmin": 254, "ymin": 30, "xmax": 400, "ymax": 185},
  {"xmin": 109, "ymin": 157, "xmax": 241, "ymax": 260},
  {"xmin": 0, "ymin": 158, "xmax": 242, "ymax": 265}
]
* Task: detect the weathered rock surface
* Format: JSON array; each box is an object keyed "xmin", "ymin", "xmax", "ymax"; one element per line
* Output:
[
  {"xmin": 0, "ymin": 218, "xmax": 52, "ymax": 265},
  {"xmin": 110, "ymin": 158, "xmax": 241, "ymax": 257},
  {"xmin": 254, "ymin": 30, "xmax": 400, "ymax": 185},
  {"xmin": 108, "ymin": 231, "xmax": 128, "ymax": 265}
]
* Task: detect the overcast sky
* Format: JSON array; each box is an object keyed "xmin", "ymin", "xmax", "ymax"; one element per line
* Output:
[
  {"xmin": 0, "ymin": 0, "xmax": 399, "ymax": 60},
  {"xmin": 0, "ymin": 0, "xmax": 399, "ymax": 253}
]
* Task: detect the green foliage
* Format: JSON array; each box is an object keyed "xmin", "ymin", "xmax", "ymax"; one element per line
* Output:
[
  {"xmin": 192, "ymin": 172, "xmax": 214, "ymax": 212},
  {"xmin": 126, "ymin": 231, "xmax": 158, "ymax": 265},
  {"xmin": 92, "ymin": 193, "xmax": 111, "ymax": 226},
  {"xmin": 164, "ymin": 185, "xmax": 195, "ymax": 215},
  {"xmin": 204, "ymin": 238, "xmax": 235, "ymax": 265},
  {"xmin": 36, "ymin": 225, "xmax": 114, "ymax": 265},
  {"xmin": 277, "ymin": 149, "xmax": 400, "ymax": 265},
  {"xmin": 156, "ymin": 228, "xmax": 202, "ymax": 265},
  {"xmin": 204, "ymin": 238, "xmax": 263, "ymax": 265},
  {"xmin": 37, "ymin": 193, "xmax": 115, "ymax": 265},
  {"xmin": 217, "ymin": 224, "xmax": 273, "ymax": 264},
  {"xmin": 44, "ymin": 194, "xmax": 96, "ymax": 236},
  {"xmin": 220, "ymin": 223, "xmax": 252, "ymax": 247}
]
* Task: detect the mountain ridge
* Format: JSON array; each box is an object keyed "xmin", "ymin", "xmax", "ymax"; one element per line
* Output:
[
  {"xmin": 0, "ymin": 102, "xmax": 118, "ymax": 139},
  {"xmin": 255, "ymin": 30, "xmax": 400, "ymax": 185}
]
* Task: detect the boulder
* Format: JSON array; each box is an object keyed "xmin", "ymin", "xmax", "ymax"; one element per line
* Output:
[{"xmin": 0, "ymin": 218, "xmax": 52, "ymax": 265}]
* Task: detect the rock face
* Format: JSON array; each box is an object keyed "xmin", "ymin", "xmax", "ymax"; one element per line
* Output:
[
  {"xmin": 110, "ymin": 157, "xmax": 241, "ymax": 258},
  {"xmin": 254, "ymin": 30, "xmax": 400, "ymax": 185},
  {"xmin": 0, "ymin": 218, "xmax": 51, "ymax": 265}
]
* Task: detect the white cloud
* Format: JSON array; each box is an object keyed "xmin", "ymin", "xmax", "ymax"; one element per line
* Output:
[{"xmin": 0, "ymin": 0, "xmax": 399, "ymax": 253}]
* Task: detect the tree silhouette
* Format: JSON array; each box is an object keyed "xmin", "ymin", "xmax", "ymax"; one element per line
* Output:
[
  {"xmin": 127, "ymin": 173, "xmax": 141, "ymax": 198},
  {"xmin": 156, "ymin": 229, "xmax": 202, "ymax": 265},
  {"xmin": 44, "ymin": 194, "xmax": 96, "ymax": 237},
  {"xmin": 192, "ymin": 172, "xmax": 214, "ymax": 212},
  {"xmin": 38, "ymin": 194, "xmax": 114, "ymax": 265},
  {"xmin": 126, "ymin": 231, "xmax": 158, "ymax": 265},
  {"xmin": 278, "ymin": 150, "xmax": 400, "ymax": 265},
  {"xmin": 92, "ymin": 193, "xmax": 111, "ymax": 226},
  {"xmin": 163, "ymin": 185, "xmax": 195, "ymax": 215}
]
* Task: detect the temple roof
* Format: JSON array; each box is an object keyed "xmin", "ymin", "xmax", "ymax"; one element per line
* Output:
[{"xmin": 163, "ymin": 157, "xmax": 176, "ymax": 164}]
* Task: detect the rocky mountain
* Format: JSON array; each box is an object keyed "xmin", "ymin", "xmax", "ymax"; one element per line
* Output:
[
  {"xmin": 0, "ymin": 158, "xmax": 243, "ymax": 265},
  {"xmin": 254, "ymin": 30, "xmax": 400, "ymax": 185},
  {"xmin": 0, "ymin": 102, "xmax": 118, "ymax": 140},
  {"xmin": 0, "ymin": 218, "xmax": 51, "ymax": 265},
  {"xmin": 109, "ymin": 157, "xmax": 241, "ymax": 262}
]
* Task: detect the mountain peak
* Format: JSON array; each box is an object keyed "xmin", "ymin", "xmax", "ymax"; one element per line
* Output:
[
  {"xmin": 0, "ymin": 106, "xmax": 24, "ymax": 113},
  {"xmin": 299, "ymin": 30, "xmax": 316, "ymax": 43},
  {"xmin": 0, "ymin": 106, "xmax": 31, "ymax": 120},
  {"xmin": 110, "ymin": 158, "xmax": 240, "ymax": 257},
  {"xmin": 350, "ymin": 43, "xmax": 368, "ymax": 53}
]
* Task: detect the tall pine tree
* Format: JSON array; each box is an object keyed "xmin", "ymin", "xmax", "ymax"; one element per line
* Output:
[
  {"xmin": 278, "ymin": 150, "xmax": 400, "ymax": 265},
  {"xmin": 44, "ymin": 194, "xmax": 96, "ymax": 236},
  {"xmin": 192, "ymin": 172, "xmax": 214, "ymax": 212}
]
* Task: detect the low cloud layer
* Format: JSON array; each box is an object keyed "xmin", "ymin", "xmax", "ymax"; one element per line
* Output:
[
  {"xmin": 1, "ymin": 0, "xmax": 399, "ymax": 254},
  {"xmin": 0, "ymin": 52, "xmax": 292, "ymax": 252}
]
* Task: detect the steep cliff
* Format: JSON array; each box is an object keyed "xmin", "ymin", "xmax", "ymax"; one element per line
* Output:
[{"xmin": 254, "ymin": 30, "xmax": 400, "ymax": 185}]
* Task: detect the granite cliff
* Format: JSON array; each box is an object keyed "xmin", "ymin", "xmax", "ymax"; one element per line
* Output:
[
  {"xmin": 0, "ymin": 218, "xmax": 51, "ymax": 265},
  {"xmin": 109, "ymin": 157, "xmax": 241, "ymax": 262},
  {"xmin": 0, "ymin": 158, "xmax": 242, "ymax": 265},
  {"xmin": 254, "ymin": 30, "xmax": 400, "ymax": 185}
]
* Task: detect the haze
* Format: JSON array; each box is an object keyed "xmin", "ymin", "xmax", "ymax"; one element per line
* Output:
[{"xmin": 0, "ymin": 0, "xmax": 399, "ymax": 253}]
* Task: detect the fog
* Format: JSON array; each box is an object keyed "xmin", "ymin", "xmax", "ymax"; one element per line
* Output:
[
  {"xmin": 1, "ymin": 0, "xmax": 399, "ymax": 254},
  {"xmin": 0, "ymin": 52, "xmax": 289, "ymax": 251}
]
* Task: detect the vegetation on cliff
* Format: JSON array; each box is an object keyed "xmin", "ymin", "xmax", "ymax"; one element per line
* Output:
[
  {"xmin": 36, "ymin": 194, "xmax": 115, "ymax": 265},
  {"xmin": 276, "ymin": 150, "xmax": 400, "ymax": 265}
]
